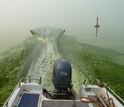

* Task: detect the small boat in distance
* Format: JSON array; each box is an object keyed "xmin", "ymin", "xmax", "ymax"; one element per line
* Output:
[{"xmin": 3, "ymin": 59, "xmax": 124, "ymax": 107}]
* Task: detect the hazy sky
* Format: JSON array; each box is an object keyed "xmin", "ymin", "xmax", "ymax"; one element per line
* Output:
[{"xmin": 0, "ymin": 0, "xmax": 124, "ymax": 37}]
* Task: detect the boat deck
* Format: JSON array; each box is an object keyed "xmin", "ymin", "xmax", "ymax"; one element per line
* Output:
[
  {"xmin": 42, "ymin": 100, "xmax": 89, "ymax": 107},
  {"xmin": 18, "ymin": 93, "xmax": 40, "ymax": 107},
  {"xmin": 17, "ymin": 93, "xmax": 103, "ymax": 107},
  {"xmin": 3, "ymin": 77, "xmax": 124, "ymax": 107},
  {"xmin": 41, "ymin": 95, "xmax": 100, "ymax": 107}
]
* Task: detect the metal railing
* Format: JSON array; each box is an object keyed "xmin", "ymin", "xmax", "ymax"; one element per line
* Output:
[
  {"xmin": 83, "ymin": 79, "xmax": 124, "ymax": 105},
  {"xmin": 3, "ymin": 77, "xmax": 42, "ymax": 107},
  {"xmin": 103, "ymin": 83, "xmax": 124, "ymax": 104},
  {"xmin": 93, "ymin": 79, "xmax": 100, "ymax": 85},
  {"xmin": 83, "ymin": 79, "xmax": 88, "ymax": 86}
]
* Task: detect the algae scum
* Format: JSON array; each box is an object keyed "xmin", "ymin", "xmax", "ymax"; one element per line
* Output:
[{"xmin": 0, "ymin": 27, "xmax": 124, "ymax": 106}]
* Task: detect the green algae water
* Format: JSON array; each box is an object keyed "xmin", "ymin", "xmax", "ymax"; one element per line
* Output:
[
  {"xmin": 0, "ymin": 37, "xmax": 39, "ymax": 106},
  {"xmin": 0, "ymin": 27, "xmax": 124, "ymax": 106}
]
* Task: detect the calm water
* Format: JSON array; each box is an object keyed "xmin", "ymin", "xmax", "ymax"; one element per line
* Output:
[
  {"xmin": 76, "ymin": 27, "xmax": 124, "ymax": 54},
  {"xmin": 0, "ymin": 35, "xmax": 31, "ymax": 59},
  {"xmin": 0, "ymin": 27, "xmax": 124, "ymax": 55},
  {"xmin": 0, "ymin": 26, "xmax": 124, "ymax": 63}
]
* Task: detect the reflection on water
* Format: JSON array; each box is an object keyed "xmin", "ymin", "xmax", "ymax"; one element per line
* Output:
[
  {"xmin": 94, "ymin": 18, "xmax": 100, "ymax": 37},
  {"xmin": 95, "ymin": 27, "xmax": 98, "ymax": 37}
]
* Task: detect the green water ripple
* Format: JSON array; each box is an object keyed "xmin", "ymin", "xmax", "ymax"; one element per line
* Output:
[
  {"xmin": 58, "ymin": 34, "xmax": 124, "ymax": 100},
  {"xmin": 0, "ymin": 37, "xmax": 38, "ymax": 106}
]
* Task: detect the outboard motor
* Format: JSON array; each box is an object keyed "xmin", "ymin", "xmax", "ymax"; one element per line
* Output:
[
  {"xmin": 43, "ymin": 59, "xmax": 75, "ymax": 100},
  {"xmin": 52, "ymin": 59, "xmax": 72, "ymax": 92}
]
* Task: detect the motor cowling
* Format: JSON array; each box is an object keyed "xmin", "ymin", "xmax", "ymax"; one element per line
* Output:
[{"xmin": 52, "ymin": 59, "xmax": 72, "ymax": 90}]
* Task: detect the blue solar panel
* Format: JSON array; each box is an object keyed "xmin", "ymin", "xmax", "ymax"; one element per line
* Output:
[{"xmin": 18, "ymin": 93, "xmax": 39, "ymax": 107}]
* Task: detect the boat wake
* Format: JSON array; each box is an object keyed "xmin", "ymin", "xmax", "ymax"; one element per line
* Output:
[
  {"xmin": 28, "ymin": 27, "xmax": 65, "ymax": 89},
  {"xmin": 28, "ymin": 27, "xmax": 87, "ymax": 91}
]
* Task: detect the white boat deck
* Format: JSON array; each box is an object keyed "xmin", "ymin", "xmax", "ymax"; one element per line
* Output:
[{"xmin": 3, "ymin": 77, "xmax": 124, "ymax": 107}]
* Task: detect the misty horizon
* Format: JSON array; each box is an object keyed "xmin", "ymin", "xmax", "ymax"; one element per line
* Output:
[{"xmin": 0, "ymin": 0, "xmax": 124, "ymax": 54}]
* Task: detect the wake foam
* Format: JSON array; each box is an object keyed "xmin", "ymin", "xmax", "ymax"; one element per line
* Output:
[{"xmin": 29, "ymin": 27, "xmax": 65, "ymax": 89}]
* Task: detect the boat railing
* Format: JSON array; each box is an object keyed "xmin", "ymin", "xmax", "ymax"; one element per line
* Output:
[
  {"xmin": 83, "ymin": 79, "xmax": 124, "ymax": 105},
  {"xmin": 83, "ymin": 79, "xmax": 100, "ymax": 86},
  {"xmin": 3, "ymin": 76, "xmax": 42, "ymax": 107},
  {"xmin": 83, "ymin": 79, "xmax": 88, "ymax": 86},
  {"xmin": 93, "ymin": 79, "xmax": 100, "ymax": 85},
  {"xmin": 103, "ymin": 83, "xmax": 124, "ymax": 104}
]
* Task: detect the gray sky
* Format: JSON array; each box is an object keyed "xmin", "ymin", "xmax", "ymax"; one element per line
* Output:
[{"xmin": 0, "ymin": 0, "xmax": 124, "ymax": 37}]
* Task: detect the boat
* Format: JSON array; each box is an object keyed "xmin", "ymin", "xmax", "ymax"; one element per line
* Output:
[{"xmin": 3, "ymin": 59, "xmax": 124, "ymax": 107}]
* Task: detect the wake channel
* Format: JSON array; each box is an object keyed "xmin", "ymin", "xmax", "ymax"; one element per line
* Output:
[{"xmin": 28, "ymin": 27, "xmax": 65, "ymax": 90}]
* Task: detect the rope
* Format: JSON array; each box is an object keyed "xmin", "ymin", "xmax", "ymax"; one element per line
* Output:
[
  {"xmin": 80, "ymin": 83, "xmax": 115, "ymax": 107},
  {"xmin": 70, "ymin": 88, "xmax": 76, "ymax": 107},
  {"xmin": 99, "ymin": 83, "xmax": 115, "ymax": 107},
  {"xmin": 80, "ymin": 96, "xmax": 103, "ymax": 107}
]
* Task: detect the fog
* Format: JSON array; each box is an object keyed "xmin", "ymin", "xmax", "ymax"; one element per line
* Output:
[{"xmin": 0, "ymin": 0, "xmax": 124, "ymax": 53}]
